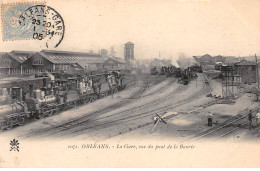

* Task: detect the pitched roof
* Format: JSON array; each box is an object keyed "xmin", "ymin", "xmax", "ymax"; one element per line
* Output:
[
  {"xmin": 76, "ymin": 61, "xmax": 103, "ymax": 68},
  {"xmin": 41, "ymin": 50, "xmax": 101, "ymax": 57},
  {"xmin": 70, "ymin": 63, "xmax": 84, "ymax": 70},
  {"xmin": 7, "ymin": 51, "xmax": 36, "ymax": 63},
  {"xmin": 234, "ymin": 60, "xmax": 256, "ymax": 66},
  {"xmin": 109, "ymin": 57, "xmax": 126, "ymax": 63},
  {"xmin": 12, "ymin": 50, "xmax": 36, "ymax": 54},
  {"xmin": 37, "ymin": 50, "xmax": 106, "ymax": 65}
]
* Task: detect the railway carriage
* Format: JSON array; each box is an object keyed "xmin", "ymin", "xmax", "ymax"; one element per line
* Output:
[{"xmin": 0, "ymin": 70, "xmax": 127, "ymax": 130}]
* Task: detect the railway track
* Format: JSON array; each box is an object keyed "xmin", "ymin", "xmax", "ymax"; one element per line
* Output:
[
  {"xmin": 23, "ymin": 74, "xmax": 166, "ymax": 137},
  {"xmin": 61, "ymin": 77, "xmax": 212, "ymax": 138},
  {"xmin": 187, "ymin": 108, "xmax": 257, "ymax": 142},
  {"xmin": 0, "ymin": 73, "xmax": 137, "ymax": 133},
  {"xmin": 65, "ymin": 75, "xmax": 211, "ymax": 136},
  {"xmin": 26, "ymin": 73, "xmax": 212, "ymax": 138},
  {"xmin": 127, "ymin": 74, "xmax": 168, "ymax": 99},
  {"xmin": 66, "ymin": 74, "xmax": 257, "ymax": 141},
  {"xmin": 24, "ymin": 77, "xmax": 179, "ymax": 137},
  {"xmin": 141, "ymin": 78, "xmax": 174, "ymax": 98}
]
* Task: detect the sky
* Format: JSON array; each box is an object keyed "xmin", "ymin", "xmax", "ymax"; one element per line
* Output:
[{"xmin": 0, "ymin": 0, "xmax": 259, "ymax": 61}]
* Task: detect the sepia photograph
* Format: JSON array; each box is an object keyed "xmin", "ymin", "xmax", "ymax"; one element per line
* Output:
[{"xmin": 0, "ymin": 0, "xmax": 259, "ymax": 168}]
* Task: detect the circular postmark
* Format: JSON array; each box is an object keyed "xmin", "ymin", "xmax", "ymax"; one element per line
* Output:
[{"xmin": 18, "ymin": 5, "xmax": 65, "ymax": 48}]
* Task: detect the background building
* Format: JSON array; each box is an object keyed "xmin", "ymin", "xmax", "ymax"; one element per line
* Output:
[
  {"xmin": 0, "ymin": 51, "xmax": 35, "ymax": 75},
  {"xmin": 0, "ymin": 47, "xmax": 128, "ymax": 77},
  {"xmin": 234, "ymin": 60, "xmax": 257, "ymax": 84},
  {"xmin": 103, "ymin": 57, "xmax": 126, "ymax": 70},
  {"xmin": 100, "ymin": 49, "xmax": 108, "ymax": 57},
  {"xmin": 22, "ymin": 50, "xmax": 106, "ymax": 73},
  {"xmin": 124, "ymin": 42, "xmax": 134, "ymax": 62}
]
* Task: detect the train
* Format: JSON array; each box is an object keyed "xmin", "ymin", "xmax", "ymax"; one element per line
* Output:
[
  {"xmin": 0, "ymin": 70, "xmax": 126, "ymax": 130},
  {"xmin": 150, "ymin": 64, "xmax": 203, "ymax": 85},
  {"xmin": 150, "ymin": 65, "xmax": 178, "ymax": 76},
  {"xmin": 150, "ymin": 66, "xmax": 159, "ymax": 75}
]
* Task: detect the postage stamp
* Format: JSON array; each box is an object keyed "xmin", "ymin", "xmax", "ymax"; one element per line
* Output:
[{"xmin": 1, "ymin": 2, "xmax": 65, "ymax": 48}]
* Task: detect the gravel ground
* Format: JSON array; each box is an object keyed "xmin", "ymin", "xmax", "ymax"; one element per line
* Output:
[
  {"xmin": 2, "ymin": 73, "xmax": 259, "ymax": 143},
  {"xmin": 109, "ymin": 74, "xmax": 260, "ymax": 143},
  {"xmin": 71, "ymin": 74, "xmax": 213, "ymax": 141},
  {"xmin": 0, "ymin": 74, "xmax": 166, "ymax": 139}
]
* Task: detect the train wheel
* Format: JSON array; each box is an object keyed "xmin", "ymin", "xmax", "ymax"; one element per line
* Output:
[
  {"xmin": 6, "ymin": 118, "xmax": 14, "ymax": 130},
  {"xmin": 84, "ymin": 99, "xmax": 89, "ymax": 104},
  {"xmin": 0, "ymin": 119, "xmax": 7, "ymax": 130},
  {"xmin": 53, "ymin": 108, "xmax": 58, "ymax": 115},
  {"xmin": 72, "ymin": 102, "xmax": 77, "ymax": 108},
  {"xmin": 80, "ymin": 100, "xmax": 84, "ymax": 105},
  {"xmin": 18, "ymin": 116, "xmax": 26, "ymax": 126},
  {"xmin": 47, "ymin": 110, "xmax": 53, "ymax": 117},
  {"xmin": 66, "ymin": 103, "xmax": 71, "ymax": 108},
  {"xmin": 78, "ymin": 100, "xmax": 83, "ymax": 105},
  {"xmin": 58, "ymin": 106, "xmax": 63, "ymax": 112},
  {"xmin": 49, "ymin": 107, "xmax": 56, "ymax": 116},
  {"xmin": 37, "ymin": 112, "xmax": 45, "ymax": 119},
  {"xmin": 92, "ymin": 96, "xmax": 95, "ymax": 101},
  {"xmin": 1, "ymin": 125, "xmax": 5, "ymax": 131}
]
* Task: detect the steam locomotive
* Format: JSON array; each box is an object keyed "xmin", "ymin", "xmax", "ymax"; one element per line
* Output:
[
  {"xmin": 150, "ymin": 66, "xmax": 177, "ymax": 76},
  {"xmin": 150, "ymin": 64, "xmax": 202, "ymax": 85},
  {"xmin": 0, "ymin": 71, "xmax": 126, "ymax": 130},
  {"xmin": 150, "ymin": 67, "xmax": 159, "ymax": 75},
  {"xmin": 177, "ymin": 65, "xmax": 202, "ymax": 85}
]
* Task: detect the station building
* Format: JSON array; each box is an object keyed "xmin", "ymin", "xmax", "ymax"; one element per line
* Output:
[
  {"xmin": 0, "ymin": 51, "xmax": 35, "ymax": 75},
  {"xmin": 103, "ymin": 57, "xmax": 127, "ymax": 70},
  {"xmin": 234, "ymin": 60, "xmax": 257, "ymax": 84},
  {"xmin": 0, "ymin": 50, "xmax": 128, "ymax": 76},
  {"xmin": 22, "ymin": 50, "xmax": 106, "ymax": 73}
]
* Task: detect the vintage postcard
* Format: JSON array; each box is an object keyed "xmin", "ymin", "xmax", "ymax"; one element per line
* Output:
[{"xmin": 0, "ymin": 0, "xmax": 259, "ymax": 168}]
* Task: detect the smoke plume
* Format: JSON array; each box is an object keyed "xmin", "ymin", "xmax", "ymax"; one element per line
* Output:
[{"xmin": 177, "ymin": 52, "xmax": 197, "ymax": 69}]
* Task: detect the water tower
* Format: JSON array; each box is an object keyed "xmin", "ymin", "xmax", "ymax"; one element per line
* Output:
[{"xmin": 124, "ymin": 41, "xmax": 134, "ymax": 62}]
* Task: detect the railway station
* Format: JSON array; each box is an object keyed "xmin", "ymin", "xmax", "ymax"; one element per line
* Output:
[
  {"xmin": 0, "ymin": 41, "xmax": 259, "ymax": 143},
  {"xmin": 0, "ymin": 0, "xmax": 259, "ymax": 168}
]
